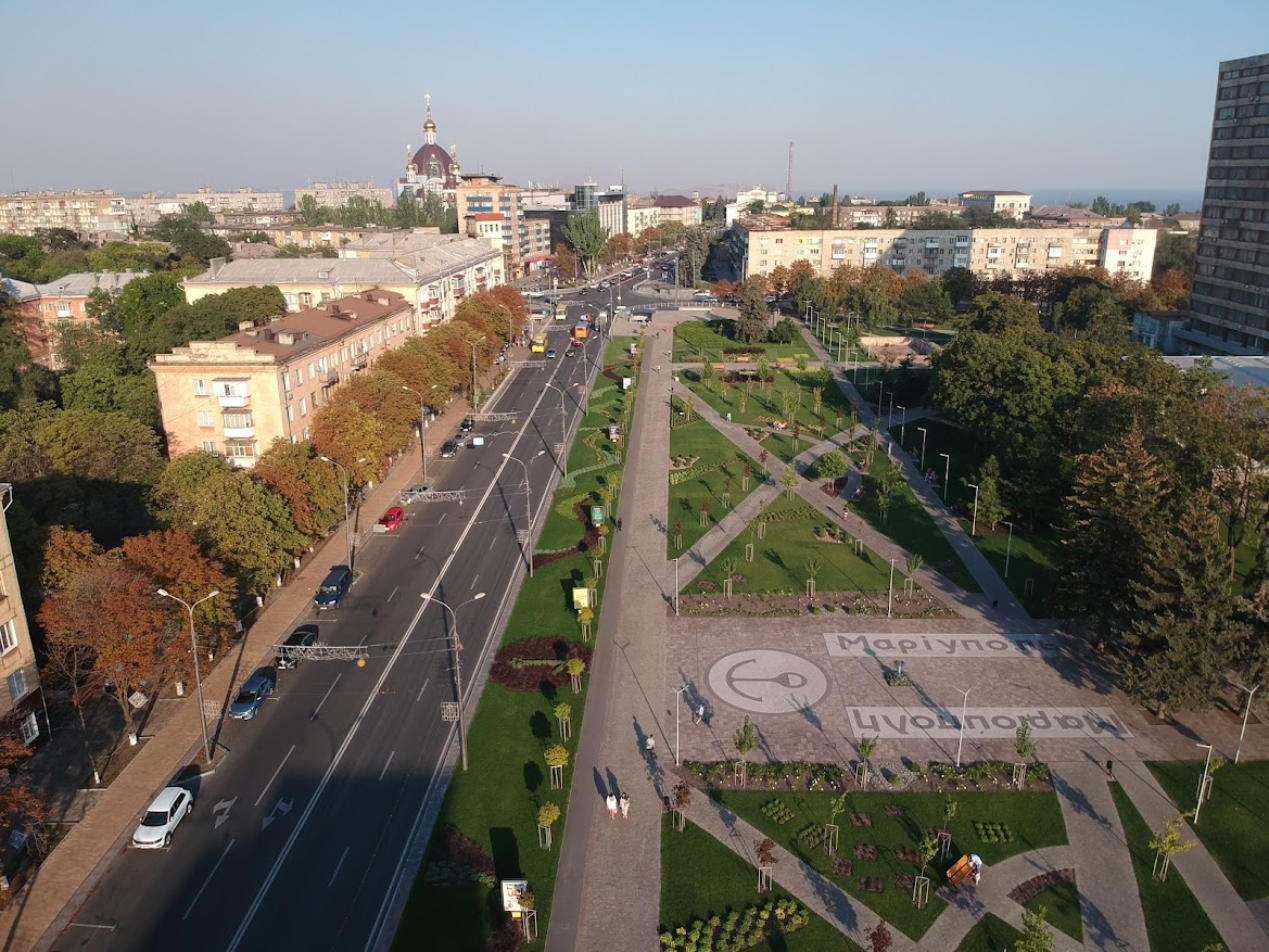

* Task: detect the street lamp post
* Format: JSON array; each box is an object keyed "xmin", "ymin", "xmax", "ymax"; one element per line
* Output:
[
  {"xmin": 887, "ymin": 558, "xmax": 896, "ymax": 618},
  {"xmin": 876, "ymin": 380, "xmax": 884, "ymax": 424},
  {"xmin": 1002, "ymin": 520, "xmax": 1015, "ymax": 578},
  {"xmin": 1195, "ymin": 742, "xmax": 1214, "ymax": 823},
  {"xmin": 502, "ymin": 451, "xmax": 545, "ymax": 578},
  {"xmin": 896, "ymin": 405, "xmax": 906, "ymax": 444},
  {"xmin": 466, "ymin": 336, "xmax": 486, "ymax": 413},
  {"xmin": 967, "ymin": 482, "xmax": 980, "ymax": 536},
  {"xmin": 544, "ymin": 381, "xmax": 568, "ymax": 472},
  {"xmin": 955, "ymin": 688, "xmax": 972, "ymax": 768},
  {"xmin": 917, "ymin": 426, "xmax": 928, "ymax": 471},
  {"xmin": 319, "ymin": 456, "xmax": 354, "ymax": 568},
  {"xmin": 421, "ymin": 591, "xmax": 485, "ymax": 771},
  {"xmin": 1232, "ymin": 681, "xmax": 1260, "ymax": 764},
  {"xmin": 673, "ymin": 557, "xmax": 680, "ymax": 616},
  {"xmin": 402, "ymin": 384, "xmax": 441, "ymax": 481},
  {"xmin": 887, "ymin": 394, "xmax": 894, "ymax": 430},
  {"xmin": 939, "ymin": 452, "xmax": 951, "ymax": 502},
  {"xmin": 674, "ymin": 686, "xmax": 687, "ymax": 765},
  {"xmin": 157, "ymin": 588, "xmax": 219, "ymax": 764}
]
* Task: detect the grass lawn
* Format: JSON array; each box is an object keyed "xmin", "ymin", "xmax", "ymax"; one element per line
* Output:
[
  {"xmin": 953, "ymin": 913, "xmax": 1023, "ymax": 952},
  {"xmin": 1025, "ymin": 878, "xmax": 1083, "ymax": 942},
  {"xmin": 845, "ymin": 366, "xmax": 933, "ymax": 409},
  {"xmin": 668, "ymin": 415, "xmax": 767, "ymax": 558},
  {"xmin": 392, "ymin": 338, "xmax": 638, "ymax": 951},
  {"xmin": 960, "ymin": 521, "xmax": 1062, "ymax": 617},
  {"xmin": 661, "ymin": 817, "xmax": 862, "ymax": 951},
  {"xmin": 853, "ymin": 449, "xmax": 979, "ymax": 592},
  {"xmin": 1108, "ymin": 782, "xmax": 1225, "ymax": 951},
  {"xmin": 688, "ymin": 496, "xmax": 896, "ymax": 596},
  {"xmin": 681, "ymin": 367, "xmax": 853, "ymax": 438},
  {"xmin": 710, "ymin": 789, "xmax": 1068, "ymax": 941},
  {"xmin": 888, "ymin": 418, "xmax": 985, "ymax": 508},
  {"xmin": 1147, "ymin": 759, "xmax": 1269, "ymax": 900},
  {"xmin": 674, "ymin": 316, "xmax": 809, "ymax": 362}
]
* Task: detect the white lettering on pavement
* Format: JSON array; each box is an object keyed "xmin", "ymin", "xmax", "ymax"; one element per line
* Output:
[
  {"xmin": 824, "ymin": 632, "xmax": 1061, "ymax": 659},
  {"xmin": 847, "ymin": 706, "xmax": 1131, "ymax": 739}
]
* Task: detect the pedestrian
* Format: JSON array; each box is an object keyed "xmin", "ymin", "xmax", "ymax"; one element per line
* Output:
[
  {"xmin": 619, "ymin": 792, "xmax": 630, "ymax": 819},
  {"xmin": 992, "ymin": 599, "xmax": 998, "ymax": 610},
  {"xmin": 606, "ymin": 792, "xmax": 618, "ymax": 820},
  {"xmin": 645, "ymin": 735, "xmax": 657, "ymax": 760},
  {"xmin": 1105, "ymin": 760, "xmax": 1114, "ymax": 780},
  {"xmin": 696, "ymin": 703, "xmax": 707, "ymax": 726},
  {"xmin": 617, "ymin": 517, "xmax": 623, "ymax": 531}
]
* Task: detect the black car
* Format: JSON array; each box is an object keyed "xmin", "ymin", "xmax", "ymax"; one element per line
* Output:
[
  {"xmin": 275, "ymin": 625, "xmax": 318, "ymax": 670},
  {"xmin": 439, "ymin": 440, "xmax": 459, "ymax": 458},
  {"xmin": 460, "ymin": 416, "xmax": 474, "ymax": 432}
]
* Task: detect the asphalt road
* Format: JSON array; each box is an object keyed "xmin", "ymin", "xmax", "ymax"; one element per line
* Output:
[{"xmin": 56, "ymin": 287, "xmax": 643, "ymax": 952}]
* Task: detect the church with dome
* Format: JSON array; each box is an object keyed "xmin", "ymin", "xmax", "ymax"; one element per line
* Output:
[{"xmin": 395, "ymin": 94, "xmax": 461, "ymax": 201}]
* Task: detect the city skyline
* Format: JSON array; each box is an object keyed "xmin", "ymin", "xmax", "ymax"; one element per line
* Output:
[{"xmin": 4, "ymin": 0, "xmax": 1267, "ymax": 199}]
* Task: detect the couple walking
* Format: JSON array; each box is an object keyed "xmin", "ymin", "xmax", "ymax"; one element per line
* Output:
[{"xmin": 606, "ymin": 791, "xmax": 630, "ymax": 820}]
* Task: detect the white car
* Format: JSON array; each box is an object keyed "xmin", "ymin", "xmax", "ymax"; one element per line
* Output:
[{"xmin": 133, "ymin": 786, "xmax": 193, "ymax": 849}]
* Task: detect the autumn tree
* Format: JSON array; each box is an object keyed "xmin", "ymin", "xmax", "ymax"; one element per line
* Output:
[
  {"xmin": 253, "ymin": 439, "xmax": 345, "ymax": 539},
  {"xmin": 35, "ymin": 408, "xmax": 164, "ymax": 485},
  {"xmin": 39, "ymin": 526, "xmax": 103, "ymax": 596},
  {"xmin": 553, "ymin": 244, "xmax": 578, "ymax": 281},
  {"xmin": 309, "ymin": 399, "xmax": 387, "ymax": 485}
]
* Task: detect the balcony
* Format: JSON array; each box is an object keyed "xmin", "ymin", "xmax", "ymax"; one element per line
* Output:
[
  {"xmin": 217, "ymin": 394, "xmax": 248, "ymax": 408},
  {"xmin": 223, "ymin": 425, "xmax": 254, "ymax": 439}
]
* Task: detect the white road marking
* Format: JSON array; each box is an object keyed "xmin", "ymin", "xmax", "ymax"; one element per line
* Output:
[
  {"xmin": 378, "ymin": 750, "xmax": 395, "ymax": 781},
  {"xmin": 67, "ymin": 923, "xmax": 116, "ymax": 931},
  {"xmin": 415, "ymin": 677, "xmax": 430, "ymax": 703},
  {"xmin": 328, "ymin": 846, "xmax": 350, "ymax": 888},
  {"xmin": 213, "ymin": 797, "xmax": 237, "ymax": 830},
  {"xmin": 183, "ymin": 839, "xmax": 235, "ymax": 920},
  {"xmin": 310, "ymin": 674, "xmax": 342, "ymax": 720},
  {"xmin": 254, "ymin": 745, "xmax": 296, "ymax": 807},
  {"xmin": 438, "ymin": 513, "xmax": 447, "ymax": 524},
  {"xmin": 387, "ymin": 586, "xmax": 399, "ymax": 602},
  {"xmin": 470, "ymin": 573, "xmax": 479, "ymax": 590}
]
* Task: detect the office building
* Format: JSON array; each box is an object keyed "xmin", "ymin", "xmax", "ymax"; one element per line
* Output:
[{"xmin": 1181, "ymin": 52, "xmax": 1269, "ymax": 355}]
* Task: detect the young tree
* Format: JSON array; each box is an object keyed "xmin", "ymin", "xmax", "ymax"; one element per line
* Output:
[
  {"xmin": 1014, "ymin": 907, "xmax": 1054, "ymax": 952},
  {"xmin": 734, "ymin": 716, "xmax": 758, "ymax": 783},
  {"xmin": 811, "ymin": 450, "xmax": 848, "ymax": 481},
  {"xmin": 780, "ymin": 467, "xmax": 799, "ymax": 499}
]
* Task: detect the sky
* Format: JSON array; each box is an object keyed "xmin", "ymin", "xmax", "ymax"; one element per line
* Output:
[{"xmin": 3, "ymin": 0, "xmax": 1268, "ymax": 205}]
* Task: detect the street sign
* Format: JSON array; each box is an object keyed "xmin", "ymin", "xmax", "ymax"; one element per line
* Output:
[{"xmin": 440, "ymin": 701, "xmax": 460, "ymax": 722}]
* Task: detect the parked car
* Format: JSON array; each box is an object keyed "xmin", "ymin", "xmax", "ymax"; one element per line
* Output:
[
  {"xmin": 378, "ymin": 506, "xmax": 405, "ymax": 531},
  {"xmin": 229, "ymin": 668, "xmax": 276, "ymax": 720},
  {"xmin": 460, "ymin": 417, "xmax": 474, "ymax": 432},
  {"xmin": 132, "ymin": 786, "xmax": 193, "ymax": 849},
  {"xmin": 401, "ymin": 484, "xmax": 433, "ymax": 504},
  {"xmin": 275, "ymin": 624, "xmax": 319, "ymax": 670},
  {"xmin": 439, "ymin": 440, "xmax": 459, "ymax": 458},
  {"xmin": 314, "ymin": 565, "xmax": 353, "ymax": 609}
]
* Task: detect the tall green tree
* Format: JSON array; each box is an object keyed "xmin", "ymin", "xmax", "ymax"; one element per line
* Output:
[
  {"xmin": 736, "ymin": 279, "xmax": 771, "ymax": 343},
  {"xmin": 561, "ymin": 212, "xmax": 607, "ymax": 277}
]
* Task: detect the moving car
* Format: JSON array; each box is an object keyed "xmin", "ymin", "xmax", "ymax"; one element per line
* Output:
[
  {"xmin": 439, "ymin": 440, "xmax": 459, "ymax": 458},
  {"xmin": 132, "ymin": 786, "xmax": 193, "ymax": 849},
  {"xmin": 314, "ymin": 565, "xmax": 352, "ymax": 609},
  {"xmin": 547, "ymin": 348, "xmax": 557, "ymax": 359},
  {"xmin": 275, "ymin": 624, "xmax": 319, "ymax": 670},
  {"xmin": 229, "ymin": 668, "xmax": 276, "ymax": 720},
  {"xmin": 460, "ymin": 417, "xmax": 474, "ymax": 432},
  {"xmin": 401, "ymin": 483, "xmax": 433, "ymax": 504},
  {"xmin": 378, "ymin": 506, "xmax": 405, "ymax": 531},
  {"xmin": 565, "ymin": 346, "xmax": 575, "ymax": 356}
]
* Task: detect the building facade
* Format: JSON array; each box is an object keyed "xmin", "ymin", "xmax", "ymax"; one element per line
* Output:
[
  {"xmin": 626, "ymin": 199, "xmax": 660, "ymax": 234},
  {"xmin": 208, "ymin": 222, "xmax": 376, "ymax": 249},
  {"xmin": 959, "ymin": 190, "xmax": 1033, "ymax": 220},
  {"xmin": 731, "ymin": 221, "xmax": 1156, "ymax": 283},
  {"xmin": 12, "ymin": 271, "xmax": 150, "ymax": 368},
  {"xmin": 294, "ymin": 182, "xmax": 395, "ymax": 208},
  {"xmin": 1182, "ymin": 52, "xmax": 1269, "ymax": 355},
  {"xmin": 173, "ymin": 187, "xmax": 285, "ymax": 215},
  {"xmin": 653, "ymin": 195, "xmax": 702, "ymax": 227},
  {"xmin": 152, "ymin": 292, "xmax": 415, "ymax": 466},
  {"xmin": 735, "ymin": 186, "xmax": 785, "ymax": 209},
  {"xmin": 454, "ymin": 174, "xmax": 552, "ymax": 276},
  {"xmin": 0, "ymin": 189, "xmax": 130, "ymax": 240},
  {"xmin": 0, "ymin": 485, "xmax": 42, "ymax": 743}
]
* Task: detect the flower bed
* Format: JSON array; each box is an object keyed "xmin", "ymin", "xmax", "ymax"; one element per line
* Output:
[
  {"xmin": 680, "ymin": 590, "xmax": 953, "ymax": 618},
  {"xmin": 531, "ymin": 501, "xmax": 600, "ymax": 570},
  {"xmin": 489, "ymin": 638, "xmax": 594, "ymax": 692},
  {"xmin": 659, "ymin": 898, "xmax": 810, "ymax": 952},
  {"xmin": 424, "ymin": 824, "xmax": 496, "ymax": 888},
  {"xmin": 1008, "ymin": 868, "xmax": 1075, "ymax": 904},
  {"xmin": 684, "ymin": 759, "xmax": 1053, "ymax": 794}
]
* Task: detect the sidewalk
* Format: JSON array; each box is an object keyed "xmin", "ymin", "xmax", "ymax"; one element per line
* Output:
[
  {"xmin": 1, "ymin": 391, "xmax": 486, "ymax": 952},
  {"xmin": 1115, "ymin": 760, "xmax": 1267, "ymax": 952}
]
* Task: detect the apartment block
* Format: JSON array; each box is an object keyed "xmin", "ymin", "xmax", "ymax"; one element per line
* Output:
[
  {"xmin": 626, "ymin": 197, "xmax": 660, "ymax": 235},
  {"xmin": 0, "ymin": 189, "xmax": 130, "ymax": 240},
  {"xmin": 731, "ymin": 221, "xmax": 1155, "ymax": 283},
  {"xmin": 455, "ymin": 174, "xmax": 553, "ymax": 276},
  {"xmin": 294, "ymin": 182, "xmax": 395, "ymax": 208},
  {"xmin": 0, "ymin": 485, "xmax": 42, "ymax": 743},
  {"xmin": 151, "ymin": 292, "xmax": 415, "ymax": 466},
  {"xmin": 174, "ymin": 187, "xmax": 285, "ymax": 215},
  {"xmin": 208, "ymin": 222, "xmax": 377, "ymax": 248},
  {"xmin": 960, "ymin": 190, "xmax": 1032, "ymax": 220},
  {"xmin": 653, "ymin": 195, "xmax": 702, "ymax": 228},
  {"xmin": 1182, "ymin": 52, "xmax": 1269, "ymax": 355},
  {"xmin": 10, "ymin": 271, "xmax": 150, "ymax": 368}
]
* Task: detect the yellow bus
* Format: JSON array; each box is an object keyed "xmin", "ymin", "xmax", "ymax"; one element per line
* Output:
[{"xmin": 531, "ymin": 333, "xmax": 547, "ymax": 354}]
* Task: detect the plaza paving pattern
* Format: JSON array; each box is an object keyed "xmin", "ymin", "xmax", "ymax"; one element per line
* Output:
[{"xmin": 545, "ymin": 310, "xmax": 1269, "ymax": 952}]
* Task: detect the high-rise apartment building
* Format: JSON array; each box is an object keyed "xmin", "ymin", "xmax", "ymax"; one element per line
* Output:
[
  {"xmin": 294, "ymin": 182, "xmax": 395, "ymax": 208},
  {"xmin": 0, "ymin": 189, "xmax": 130, "ymax": 240},
  {"xmin": 1182, "ymin": 52, "xmax": 1269, "ymax": 355}
]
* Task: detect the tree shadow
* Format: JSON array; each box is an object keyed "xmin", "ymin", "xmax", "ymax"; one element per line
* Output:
[
  {"xmin": 489, "ymin": 826, "xmax": 522, "ymax": 880},
  {"xmin": 523, "ymin": 761, "xmax": 543, "ymax": 793},
  {"xmin": 528, "ymin": 711, "xmax": 550, "ymax": 740}
]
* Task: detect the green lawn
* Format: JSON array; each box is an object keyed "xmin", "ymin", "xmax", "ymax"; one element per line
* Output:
[
  {"xmin": 710, "ymin": 789, "xmax": 1068, "ymax": 940},
  {"xmin": 954, "ymin": 913, "xmax": 1023, "ymax": 952},
  {"xmin": 689, "ymin": 496, "xmax": 897, "ymax": 596},
  {"xmin": 681, "ymin": 367, "xmax": 853, "ymax": 439},
  {"xmin": 661, "ymin": 817, "xmax": 862, "ymax": 951},
  {"xmin": 1108, "ymin": 782, "xmax": 1225, "ymax": 951},
  {"xmin": 1147, "ymin": 759, "xmax": 1269, "ymax": 900},
  {"xmin": 889, "ymin": 418, "xmax": 985, "ymax": 508},
  {"xmin": 852, "ymin": 449, "xmax": 980, "ymax": 592},
  {"xmin": 845, "ymin": 366, "xmax": 933, "ymax": 408},
  {"xmin": 393, "ymin": 338, "xmax": 639, "ymax": 951},
  {"xmin": 668, "ymin": 415, "xmax": 767, "ymax": 558},
  {"xmin": 960, "ymin": 521, "xmax": 1062, "ymax": 617},
  {"xmin": 1025, "ymin": 878, "xmax": 1083, "ymax": 942},
  {"xmin": 674, "ymin": 316, "xmax": 810, "ymax": 362}
]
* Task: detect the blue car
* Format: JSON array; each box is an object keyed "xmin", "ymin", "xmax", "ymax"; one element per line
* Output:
[{"xmin": 229, "ymin": 668, "xmax": 276, "ymax": 720}]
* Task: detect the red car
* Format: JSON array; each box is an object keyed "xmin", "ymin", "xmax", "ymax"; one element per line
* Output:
[{"xmin": 378, "ymin": 506, "xmax": 405, "ymax": 531}]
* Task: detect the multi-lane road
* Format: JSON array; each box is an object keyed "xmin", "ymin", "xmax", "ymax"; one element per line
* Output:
[{"xmin": 56, "ymin": 283, "xmax": 656, "ymax": 952}]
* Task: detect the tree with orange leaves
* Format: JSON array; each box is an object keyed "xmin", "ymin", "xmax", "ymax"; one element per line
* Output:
[
  {"xmin": 40, "ymin": 526, "xmax": 102, "ymax": 596},
  {"xmin": 253, "ymin": 439, "xmax": 344, "ymax": 540}
]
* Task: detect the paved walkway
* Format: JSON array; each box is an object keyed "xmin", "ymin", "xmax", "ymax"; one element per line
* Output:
[
  {"xmin": 0, "ymin": 384, "xmax": 500, "ymax": 952},
  {"xmin": 1115, "ymin": 760, "xmax": 1267, "ymax": 952}
]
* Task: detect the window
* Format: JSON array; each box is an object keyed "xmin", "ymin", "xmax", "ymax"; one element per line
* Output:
[
  {"xmin": 0, "ymin": 619, "xmax": 16, "ymax": 654},
  {"xmin": 19, "ymin": 712, "xmax": 38, "ymax": 745},
  {"xmin": 224, "ymin": 442, "xmax": 255, "ymax": 459},
  {"xmin": 295, "ymin": 368, "xmax": 303, "ymax": 386},
  {"xmin": 6, "ymin": 670, "xmax": 26, "ymax": 704},
  {"xmin": 193, "ymin": 378, "xmax": 209, "ymax": 396},
  {"xmin": 222, "ymin": 411, "xmax": 252, "ymax": 429},
  {"xmin": 299, "ymin": 398, "xmax": 307, "ymax": 417},
  {"xmin": 287, "ymin": 405, "xmax": 294, "ymax": 422},
  {"xmin": 201, "ymin": 440, "xmax": 217, "ymax": 453},
  {"xmin": 197, "ymin": 411, "xmax": 213, "ymax": 428}
]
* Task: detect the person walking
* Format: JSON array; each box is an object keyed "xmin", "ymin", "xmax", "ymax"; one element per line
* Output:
[
  {"xmin": 619, "ymin": 792, "xmax": 630, "ymax": 819},
  {"xmin": 606, "ymin": 792, "xmax": 618, "ymax": 820},
  {"xmin": 644, "ymin": 735, "xmax": 657, "ymax": 761},
  {"xmin": 695, "ymin": 703, "xmax": 707, "ymax": 727},
  {"xmin": 616, "ymin": 517, "xmax": 623, "ymax": 531}
]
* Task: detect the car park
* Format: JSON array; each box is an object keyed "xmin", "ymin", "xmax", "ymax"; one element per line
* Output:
[
  {"xmin": 132, "ymin": 786, "xmax": 193, "ymax": 849},
  {"xmin": 275, "ymin": 624, "xmax": 319, "ymax": 670},
  {"xmin": 229, "ymin": 668, "xmax": 276, "ymax": 720},
  {"xmin": 378, "ymin": 506, "xmax": 405, "ymax": 531},
  {"xmin": 314, "ymin": 565, "xmax": 352, "ymax": 609},
  {"xmin": 401, "ymin": 483, "xmax": 433, "ymax": 503},
  {"xmin": 439, "ymin": 440, "xmax": 459, "ymax": 458}
]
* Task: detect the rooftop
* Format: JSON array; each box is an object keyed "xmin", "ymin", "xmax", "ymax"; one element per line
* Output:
[
  {"xmin": 1164, "ymin": 355, "xmax": 1269, "ymax": 392},
  {"xmin": 961, "ymin": 190, "xmax": 1031, "ymax": 197},
  {"xmin": 653, "ymin": 195, "xmax": 697, "ymax": 208},
  {"xmin": 35, "ymin": 271, "xmax": 150, "ymax": 297},
  {"xmin": 187, "ymin": 257, "xmax": 416, "ymax": 287}
]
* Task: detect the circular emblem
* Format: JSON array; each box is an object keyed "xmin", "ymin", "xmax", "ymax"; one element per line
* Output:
[{"xmin": 707, "ymin": 649, "xmax": 828, "ymax": 714}]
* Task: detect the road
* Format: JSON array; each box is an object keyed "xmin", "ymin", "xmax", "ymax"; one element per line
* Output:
[{"xmin": 55, "ymin": 284, "xmax": 653, "ymax": 952}]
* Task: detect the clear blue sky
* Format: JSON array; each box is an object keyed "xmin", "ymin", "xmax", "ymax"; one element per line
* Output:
[{"xmin": 3, "ymin": 0, "xmax": 1266, "ymax": 202}]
